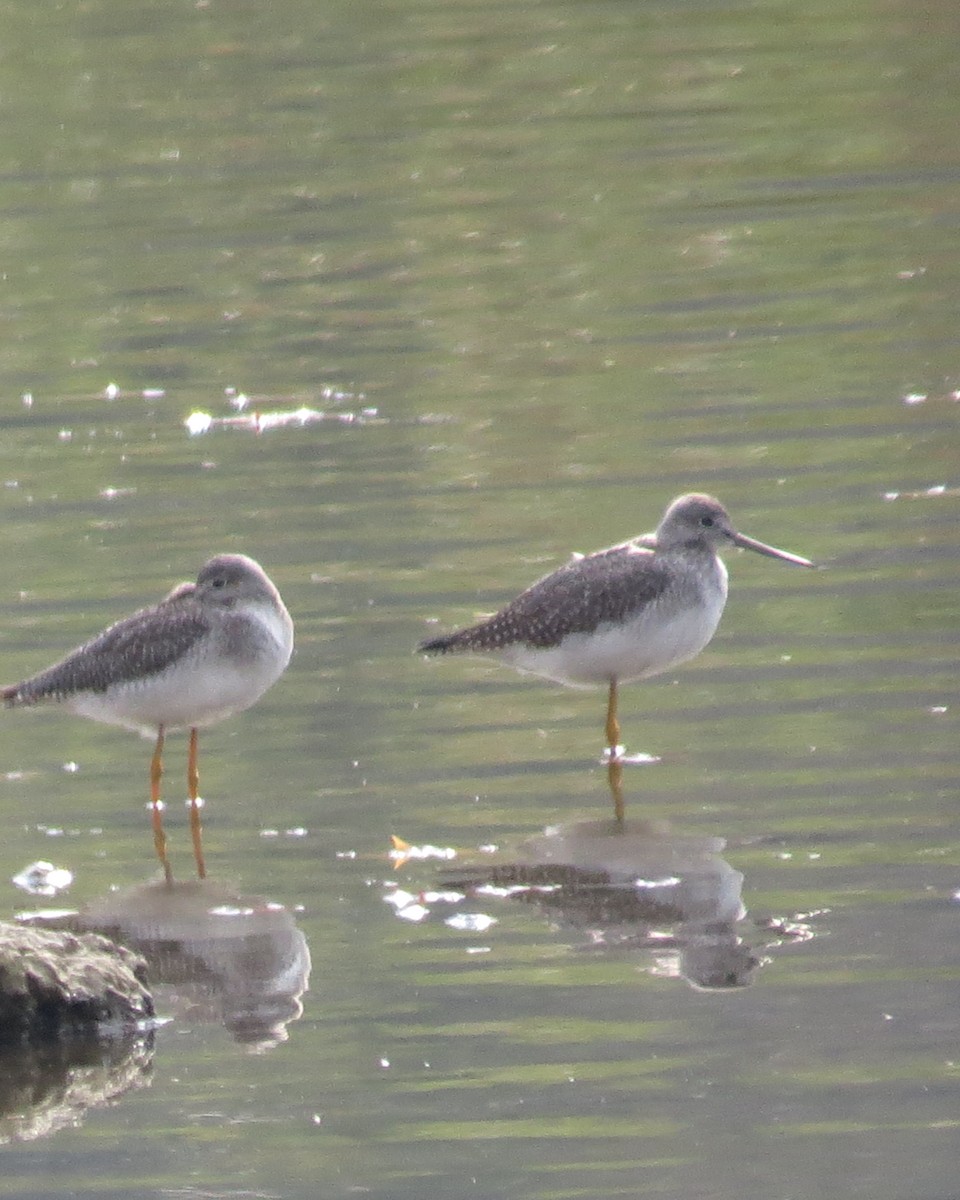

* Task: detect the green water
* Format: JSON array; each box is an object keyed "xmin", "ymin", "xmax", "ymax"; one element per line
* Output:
[{"xmin": 0, "ymin": 0, "xmax": 959, "ymax": 1196}]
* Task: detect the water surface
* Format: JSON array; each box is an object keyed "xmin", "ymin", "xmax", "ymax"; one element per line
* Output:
[{"xmin": 1, "ymin": 0, "xmax": 959, "ymax": 1197}]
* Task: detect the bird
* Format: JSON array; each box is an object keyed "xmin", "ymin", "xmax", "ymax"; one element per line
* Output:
[
  {"xmin": 3, "ymin": 553, "xmax": 294, "ymax": 884},
  {"xmin": 418, "ymin": 493, "xmax": 814, "ymax": 764}
]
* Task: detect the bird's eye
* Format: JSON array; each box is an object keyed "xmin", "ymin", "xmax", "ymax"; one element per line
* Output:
[
  {"xmin": 211, "ymin": 576, "xmax": 227, "ymax": 589},
  {"xmin": 700, "ymin": 515, "xmax": 715, "ymax": 528}
]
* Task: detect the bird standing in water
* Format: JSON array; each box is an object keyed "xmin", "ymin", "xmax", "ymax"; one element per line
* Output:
[
  {"xmin": 3, "ymin": 553, "xmax": 294, "ymax": 884},
  {"xmin": 419, "ymin": 493, "xmax": 814, "ymax": 764}
]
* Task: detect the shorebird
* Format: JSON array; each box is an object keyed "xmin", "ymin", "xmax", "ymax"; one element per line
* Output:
[
  {"xmin": 419, "ymin": 493, "xmax": 814, "ymax": 763},
  {"xmin": 3, "ymin": 553, "xmax": 294, "ymax": 883}
]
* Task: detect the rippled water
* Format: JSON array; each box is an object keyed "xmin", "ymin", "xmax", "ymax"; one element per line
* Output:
[{"xmin": 1, "ymin": 0, "xmax": 959, "ymax": 1197}]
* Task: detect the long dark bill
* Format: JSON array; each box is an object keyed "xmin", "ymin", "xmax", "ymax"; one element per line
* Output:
[{"xmin": 732, "ymin": 531, "xmax": 815, "ymax": 568}]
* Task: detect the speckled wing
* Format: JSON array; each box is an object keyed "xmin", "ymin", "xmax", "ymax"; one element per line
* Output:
[
  {"xmin": 2, "ymin": 586, "xmax": 209, "ymax": 705},
  {"xmin": 420, "ymin": 542, "xmax": 674, "ymax": 653}
]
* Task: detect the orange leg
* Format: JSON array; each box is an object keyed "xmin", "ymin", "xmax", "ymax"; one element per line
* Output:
[
  {"xmin": 150, "ymin": 725, "xmax": 173, "ymax": 886},
  {"xmin": 604, "ymin": 679, "xmax": 622, "ymax": 760},
  {"xmin": 187, "ymin": 726, "xmax": 206, "ymax": 879}
]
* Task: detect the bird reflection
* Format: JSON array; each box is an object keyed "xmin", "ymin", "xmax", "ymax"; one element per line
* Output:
[
  {"xmin": 608, "ymin": 756, "xmax": 627, "ymax": 823},
  {"xmin": 75, "ymin": 878, "xmax": 310, "ymax": 1049},
  {"xmin": 444, "ymin": 814, "xmax": 759, "ymax": 990}
]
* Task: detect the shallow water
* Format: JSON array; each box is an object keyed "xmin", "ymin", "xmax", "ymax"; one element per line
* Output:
[{"xmin": 1, "ymin": 0, "xmax": 959, "ymax": 1196}]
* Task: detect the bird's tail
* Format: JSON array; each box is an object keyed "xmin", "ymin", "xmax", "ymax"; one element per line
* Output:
[{"xmin": 417, "ymin": 632, "xmax": 462, "ymax": 655}]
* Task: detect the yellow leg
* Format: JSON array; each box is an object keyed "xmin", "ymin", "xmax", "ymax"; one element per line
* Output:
[
  {"xmin": 188, "ymin": 727, "xmax": 206, "ymax": 880},
  {"xmin": 150, "ymin": 725, "xmax": 173, "ymax": 886},
  {"xmin": 607, "ymin": 756, "xmax": 625, "ymax": 825},
  {"xmin": 604, "ymin": 679, "xmax": 621, "ymax": 759}
]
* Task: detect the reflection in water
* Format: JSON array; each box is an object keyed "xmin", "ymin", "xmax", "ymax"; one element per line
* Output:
[
  {"xmin": 390, "ymin": 770, "xmax": 821, "ymax": 990},
  {"xmin": 446, "ymin": 814, "xmax": 758, "ymax": 990},
  {"xmin": 0, "ymin": 1034, "xmax": 152, "ymax": 1145},
  {"xmin": 608, "ymin": 757, "xmax": 626, "ymax": 823},
  {"xmin": 76, "ymin": 878, "xmax": 311, "ymax": 1050},
  {"xmin": 4, "ymin": 877, "xmax": 309, "ymax": 1141}
]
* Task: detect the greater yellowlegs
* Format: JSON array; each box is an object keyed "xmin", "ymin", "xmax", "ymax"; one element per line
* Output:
[
  {"xmin": 419, "ymin": 493, "xmax": 813, "ymax": 762},
  {"xmin": 3, "ymin": 553, "xmax": 294, "ymax": 883}
]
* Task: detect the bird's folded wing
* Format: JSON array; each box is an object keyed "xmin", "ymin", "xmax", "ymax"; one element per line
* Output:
[{"xmin": 6, "ymin": 599, "xmax": 209, "ymax": 703}]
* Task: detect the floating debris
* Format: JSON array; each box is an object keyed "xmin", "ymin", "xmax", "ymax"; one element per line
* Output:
[
  {"xmin": 102, "ymin": 384, "xmax": 166, "ymax": 401},
  {"xmin": 389, "ymin": 835, "xmax": 458, "ymax": 866},
  {"xmin": 382, "ymin": 881, "xmax": 465, "ymax": 925},
  {"xmin": 883, "ymin": 485, "xmax": 960, "ymax": 502},
  {"xmin": 13, "ymin": 860, "xmax": 74, "ymax": 896},
  {"xmin": 444, "ymin": 912, "xmax": 497, "ymax": 933},
  {"xmin": 396, "ymin": 903, "xmax": 430, "ymax": 923}
]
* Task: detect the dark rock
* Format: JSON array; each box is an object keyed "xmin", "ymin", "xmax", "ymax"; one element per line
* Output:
[{"xmin": 0, "ymin": 924, "xmax": 153, "ymax": 1045}]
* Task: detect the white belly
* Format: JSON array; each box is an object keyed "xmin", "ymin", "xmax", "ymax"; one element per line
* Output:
[
  {"xmin": 67, "ymin": 661, "xmax": 279, "ymax": 734},
  {"xmin": 501, "ymin": 590, "xmax": 727, "ymax": 688}
]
